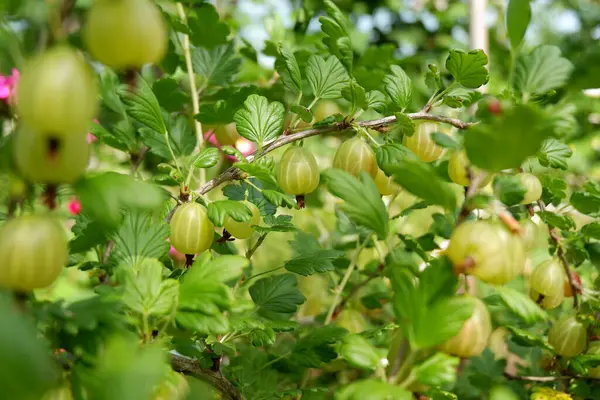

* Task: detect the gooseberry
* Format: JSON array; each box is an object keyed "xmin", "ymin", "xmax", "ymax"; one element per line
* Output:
[
  {"xmin": 83, "ymin": 0, "xmax": 167, "ymax": 69},
  {"xmin": 0, "ymin": 215, "xmax": 67, "ymax": 291},
  {"xmin": 516, "ymin": 173, "xmax": 542, "ymax": 205},
  {"xmin": 169, "ymin": 203, "xmax": 214, "ymax": 255},
  {"xmin": 374, "ymin": 168, "xmax": 398, "ymax": 196},
  {"xmin": 223, "ymin": 201, "xmax": 260, "ymax": 239},
  {"xmin": 548, "ymin": 315, "xmax": 587, "ymax": 357},
  {"xmin": 447, "ymin": 150, "xmax": 490, "ymax": 187},
  {"xmin": 529, "ymin": 258, "xmax": 565, "ymax": 298},
  {"xmin": 41, "ymin": 385, "xmax": 73, "ymax": 400},
  {"xmin": 439, "ymin": 296, "xmax": 492, "ymax": 358},
  {"xmin": 403, "ymin": 121, "xmax": 447, "ymax": 162},
  {"xmin": 446, "ymin": 220, "xmax": 526, "ymax": 284},
  {"xmin": 208, "ymin": 123, "xmax": 241, "ymax": 146},
  {"xmin": 277, "ymin": 146, "xmax": 320, "ymax": 196},
  {"xmin": 529, "ymin": 287, "xmax": 564, "ymax": 310},
  {"xmin": 14, "ymin": 125, "xmax": 89, "ymax": 184},
  {"xmin": 16, "ymin": 46, "xmax": 98, "ymax": 136},
  {"xmin": 332, "ymin": 137, "xmax": 377, "ymax": 178},
  {"xmin": 563, "ymin": 270, "xmax": 582, "ymax": 298},
  {"xmin": 153, "ymin": 371, "xmax": 189, "ymax": 400}
]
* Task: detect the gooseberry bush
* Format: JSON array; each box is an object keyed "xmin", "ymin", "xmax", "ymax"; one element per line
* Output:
[{"xmin": 1, "ymin": 1, "xmax": 600, "ymax": 399}]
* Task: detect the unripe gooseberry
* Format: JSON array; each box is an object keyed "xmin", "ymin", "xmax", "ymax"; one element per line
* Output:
[
  {"xmin": 41, "ymin": 385, "xmax": 73, "ymax": 400},
  {"xmin": 223, "ymin": 201, "xmax": 260, "ymax": 239},
  {"xmin": 153, "ymin": 371, "xmax": 189, "ymax": 400},
  {"xmin": 84, "ymin": 0, "xmax": 167, "ymax": 69},
  {"xmin": 529, "ymin": 287, "xmax": 564, "ymax": 309},
  {"xmin": 548, "ymin": 315, "xmax": 587, "ymax": 357},
  {"xmin": 0, "ymin": 215, "xmax": 67, "ymax": 291},
  {"xmin": 403, "ymin": 121, "xmax": 447, "ymax": 162},
  {"xmin": 208, "ymin": 123, "xmax": 241, "ymax": 146},
  {"xmin": 446, "ymin": 220, "xmax": 526, "ymax": 285},
  {"xmin": 520, "ymin": 218, "xmax": 540, "ymax": 250},
  {"xmin": 14, "ymin": 125, "xmax": 89, "ymax": 184},
  {"xmin": 277, "ymin": 146, "xmax": 320, "ymax": 196},
  {"xmin": 332, "ymin": 137, "xmax": 377, "ymax": 178},
  {"xmin": 374, "ymin": 168, "xmax": 399, "ymax": 196},
  {"xmin": 169, "ymin": 203, "xmax": 214, "ymax": 255},
  {"xmin": 439, "ymin": 296, "xmax": 492, "ymax": 358},
  {"xmin": 586, "ymin": 341, "xmax": 600, "ymax": 378},
  {"xmin": 336, "ymin": 309, "xmax": 368, "ymax": 334},
  {"xmin": 16, "ymin": 46, "xmax": 98, "ymax": 136},
  {"xmin": 529, "ymin": 258, "xmax": 565, "ymax": 298},
  {"xmin": 489, "ymin": 386, "xmax": 518, "ymax": 400},
  {"xmin": 447, "ymin": 150, "xmax": 490, "ymax": 187},
  {"xmin": 516, "ymin": 173, "xmax": 542, "ymax": 204}
]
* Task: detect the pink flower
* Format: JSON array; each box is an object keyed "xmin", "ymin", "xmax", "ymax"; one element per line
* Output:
[
  {"xmin": 0, "ymin": 68, "xmax": 19, "ymax": 104},
  {"xmin": 68, "ymin": 198, "xmax": 82, "ymax": 215},
  {"xmin": 87, "ymin": 119, "xmax": 100, "ymax": 144},
  {"xmin": 204, "ymin": 129, "xmax": 256, "ymax": 161}
]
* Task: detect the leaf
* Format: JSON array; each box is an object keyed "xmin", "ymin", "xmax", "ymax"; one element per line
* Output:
[
  {"xmin": 493, "ymin": 175, "xmax": 526, "ymax": 206},
  {"xmin": 187, "ymin": 3, "xmax": 229, "ymax": 49},
  {"xmin": 249, "ymin": 274, "xmax": 305, "ymax": 314},
  {"xmin": 506, "ymin": 0, "xmax": 532, "ymax": 50},
  {"xmin": 445, "ymin": 49, "xmax": 489, "ymax": 89},
  {"xmin": 391, "ymin": 113, "xmax": 415, "ymax": 137},
  {"xmin": 223, "ymin": 180, "xmax": 276, "ymax": 216},
  {"xmin": 284, "ymin": 232, "xmax": 344, "ymax": 276},
  {"xmin": 414, "ymin": 353, "xmax": 460, "ymax": 387},
  {"xmin": 234, "ymin": 94, "xmax": 285, "ymax": 146},
  {"xmin": 582, "ymin": 223, "xmax": 600, "ymax": 240},
  {"xmin": 464, "ymin": 104, "xmax": 554, "ymax": 172},
  {"xmin": 109, "ymin": 212, "xmax": 170, "ymax": 266},
  {"xmin": 540, "ymin": 175, "xmax": 568, "ymax": 205},
  {"xmin": 139, "ymin": 114, "xmax": 195, "ymax": 159},
  {"xmin": 152, "ymin": 77, "xmax": 188, "ymax": 113},
  {"xmin": 195, "ymin": 86, "xmax": 257, "ymax": 124},
  {"xmin": 335, "ymin": 380, "xmax": 412, "ymax": 400},
  {"xmin": 537, "ymin": 139, "xmax": 572, "ymax": 170},
  {"xmin": 192, "ymin": 43, "xmax": 241, "ymax": 86},
  {"xmin": 306, "ymin": 55, "xmax": 349, "ymax": 99},
  {"xmin": 383, "ymin": 65, "xmax": 412, "ymax": 111},
  {"xmin": 319, "ymin": 1, "xmax": 353, "ymax": 72},
  {"xmin": 383, "ymin": 159, "xmax": 457, "ymax": 210},
  {"xmin": 289, "ymin": 105, "xmax": 312, "ymax": 124},
  {"xmin": 375, "ymin": 143, "xmax": 416, "ymax": 168},
  {"xmin": 188, "ymin": 255, "xmax": 249, "ymax": 283},
  {"xmin": 262, "ymin": 190, "xmax": 297, "ymax": 209},
  {"xmin": 339, "ymin": 335, "xmax": 381, "ymax": 370},
  {"xmin": 488, "ymin": 287, "xmax": 546, "ymax": 325},
  {"xmin": 321, "ymin": 169, "xmax": 389, "ymax": 239},
  {"xmin": 118, "ymin": 76, "xmax": 166, "ymax": 134},
  {"xmin": 537, "ymin": 211, "xmax": 576, "ymax": 231},
  {"xmin": 505, "ymin": 326, "xmax": 553, "ymax": 351},
  {"xmin": 69, "ymin": 213, "xmax": 110, "ymax": 254},
  {"xmin": 89, "ymin": 121, "xmax": 135, "ymax": 152},
  {"xmin": 254, "ymin": 214, "xmax": 297, "ymax": 233},
  {"xmin": 192, "ymin": 147, "xmax": 220, "ymax": 169},
  {"xmin": 75, "ymin": 173, "xmax": 166, "ymax": 229},
  {"xmin": 234, "ymin": 162, "xmax": 278, "ymax": 186},
  {"xmin": 275, "ymin": 44, "xmax": 302, "ymax": 94},
  {"xmin": 431, "ymin": 132, "xmax": 459, "ymax": 149},
  {"xmin": 342, "ymin": 80, "xmax": 368, "ymax": 112},
  {"xmin": 366, "ymin": 90, "xmax": 386, "ymax": 113},
  {"xmin": 570, "ymin": 192, "xmax": 600, "ymax": 217},
  {"xmin": 514, "ymin": 45, "xmax": 574, "ymax": 96},
  {"xmin": 292, "ymin": 325, "xmax": 347, "ymax": 367},
  {"xmin": 442, "ymin": 86, "xmax": 482, "ymax": 108},
  {"xmin": 207, "ymin": 200, "xmax": 252, "ymax": 227}
]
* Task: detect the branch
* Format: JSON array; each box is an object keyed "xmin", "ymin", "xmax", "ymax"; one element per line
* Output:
[
  {"xmin": 195, "ymin": 113, "xmax": 474, "ymax": 196},
  {"xmin": 504, "ymin": 372, "xmax": 600, "ymax": 382},
  {"xmin": 171, "ymin": 354, "xmax": 243, "ymax": 400}
]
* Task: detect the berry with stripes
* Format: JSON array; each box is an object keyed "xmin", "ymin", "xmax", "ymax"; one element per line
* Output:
[
  {"xmin": 332, "ymin": 137, "xmax": 377, "ymax": 178},
  {"xmin": 278, "ymin": 146, "xmax": 320, "ymax": 208},
  {"xmin": 169, "ymin": 202, "xmax": 214, "ymax": 264},
  {"xmin": 223, "ymin": 201, "xmax": 260, "ymax": 239}
]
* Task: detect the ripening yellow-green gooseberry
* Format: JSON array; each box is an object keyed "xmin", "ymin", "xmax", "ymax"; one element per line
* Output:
[
  {"xmin": 439, "ymin": 296, "xmax": 492, "ymax": 358},
  {"xmin": 448, "ymin": 150, "xmax": 491, "ymax": 187},
  {"xmin": 529, "ymin": 258, "xmax": 565, "ymax": 298},
  {"xmin": 14, "ymin": 124, "xmax": 90, "ymax": 184},
  {"xmin": 207, "ymin": 123, "xmax": 241, "ymax": 146},
  {"xmin": 83, "ymin": 0, "xmax": 167, "ymax": 69},
  {"xmin": 277, "ymin": 146, "xmax": 320, "ymax": 196},
  {"xmin": 153, "ymin": 370, "xmax": 190, "ymax": 400},
  {"xmin": 403, "ymin": 121, "xmax": 448, "ymax": 162},
  {"xmin": 529, "ymin": 287, "xmax": 564, "ymax": 310},
  {"xmin": 336, "ymin": 309, "xmax": 368, "ymax": 334},
  {"xmin": 374, "ymin": 168, "xmax": 399, "ymax": 196},
  {"xmin": 333, "ymin": 137, "xmax": 378, "ymax": 178},
  {"xmin": 17, "ymin": 46, "xmax": 98, "ymax": 136},
  {"xmin": 169, "ymin": 203, "xmax": 215, "ymax": 255},
  {"xmin": 548, "ymin": 315, "xmax": 587, "ymax": 357},
  {"xmin": 223, "ymin": 201, "xmax": 261, "ymax": 239},
  {"xmin": 41, "ymin": 385, "xmax": 73, "ymax": 400},
  {"xmin": 0, "ymin": 215, "xmax": 67, "ymax": 291},
  {"xmin": 516, "ymin": 172, "xmax": 543, "ymax": 204}
]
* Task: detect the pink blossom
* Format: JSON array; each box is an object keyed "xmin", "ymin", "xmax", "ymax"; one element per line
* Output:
[
  {"xmin": 0, "ymin": 68, "xmax": 19, "ymax": 104},
  {"xmin": 204, "ymin": 129, "xmax": 256, "ymax": 161},
  {"xmin": 87, "ymin": 119, "xmax": 100, "ymax": 144},
  {"xmin": 68, "ymin": 198, "xmax": 82, "ymax": 215}
]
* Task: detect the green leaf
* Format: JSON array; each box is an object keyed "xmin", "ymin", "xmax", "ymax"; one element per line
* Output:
[
  {"xmin": 75, "ymin": 173, "xmax": 166, "ymax": 229},
  {"xmin": 319, "ymin": 0, "xmax": 353, "ymax": 72},
  {"xmin": 292, "ymin": 325, "xmax": 347, "ymax": 368},
  {"xmin": 539, "ymin": 174, "xmax": 567, "ymax": 205},
  {"xmin": 120, "ymin": 258, "xmax": 179, "ymax": 317},
  {"xmin": 69, "ymin": 213, "xmax": 110, "ymax": 254},
  {"xmin": 342, "ymin": 80, "xmax": 368, "ymax": 112},
  {"xmin": 109, "ymin": 212, "xmax": 170, "ymax": 266},
  {"xmin": 582, "ymin": 222, "xmax": 600, "ymax": 240},
  {"xmin": 89, "ymin": 120, "xmax": 136, "ymax": 152},
  {"xmin": 335, "ymin": 380, "xmax": 412, "ymax": 400},
  {"xmin": 339, "ymin": 335, "xmax": 381, "ymax": 370},
  {"xmin": 431, "ymin": 132, "xmax": 460, "ymax": 149},
  {"xmin": 188, "ymin": 255, "xmax": 249, "ymax": 283},
  {"xmin": 493, "ymin": 175, "xmax": 526, "ymax": 206},
  {"xmin": 570, "ymin": 192, "xmax": 600, "ymax": 217},
  {"xmin": 505, "ymin": 326, "xmax": 553, "ymax": 351},
  {"xmin": 414, "ymin": 353, "xmax": 459, "ymax": 387},
  {"xmin": 192, "ymin": 43, "xmax": 241, "ymax": 86},
  {"xmin": 275, "ymin": 44, "xmax": 302, "ymax": 94},
  {"xmin": 306, "ymin": 55, "xmax": 349, "ymax": 99},
  {"xmin": 514, "ymin": 45, "xmax": 574, "ymax": 96},
  {"xmin": 249, "ymin": 273, "xmax": 305, "ymax": 314},
  {"xmin": 140, "ymin": 114, "xmax": 195, "ymax": 159},
  {"xmin": 464, "ymin": 104, "xmax": 554, "ymax": 172},
  {"xmin": 152, "ymin": 77, "xmax": 188, "ymax": 113},
  {"xmin": 234, "ymin": 162, "xmax": 278, "ymax": 186},
  {"xmin": 375, "ymin": 143, "xmax": 415, "ymax": 168},
  {"xmin": 445, "ymin": 49, "xmax": 489, "ymax": 89},
  {"xmin": 187, "ymin": 3, "xmax": 229, "ymax": 49},
  {"xmin": 254, "ymin": 215, "xmax": 297, "ymax": 233},
  {"xmin": 506, "ymin": 0, "xmax": 532, "ymax": 50},
  {"xmin": 223, "ymin": 180, "xmax": 277, "ymax": 216},
  {"xmin": 366, "ymin": 90, "xmax": 387, "ymax": 113},
  {"xmin": 262, "ymin": 190, "xmax": 297, "ymax": 209},
  {"xmin": 537, "ymin": 138, "xmax": 572, "ymax": 170},
  {"xmin": 537, "ymin": 211, "xmax": 576, "ymax": 231},
  {"xmin": 391, "ymin": 113, "xmax": 415, "ymax": 137},
  {"xmin": 284, "ymin": 232, "xmax": 344, "ymax": 276},
  {"xmin": 383, "ymin": 65, "xmax": 412, "ymax": 111},
  {"xmin": 195, "ymin": 86, "xmax": 257, "ymax": 124},
  {"xmin": 290, "ymin": 105, "xmax": 313, "ymax": 123},
  {"xmin": 488, "ymin": 287, "xmax": 546, "ymax": 325},
  {"xmin": 207, "ymin": 200, "xmax": 252, "ymax": 227},
  {"xmin": 383, "ymin": 159, "xmax": 457, "ymax": 210},
  {"xmin": 234, "ymin": 94, "xmax": 285, "ymax": 146},
  {"xmin": 321, "ymin": 170, "xmax": 389, "ymax": 239},
  {"xmin": 193, "ymin": 147, "xmax": 220, "ymax": 169},
  {"xmin": 118, "ymin": 76, "xmax": 166, "ymax": 134},
  {"xmin": 442, "ymin": 86, "xmax": 482, "ymax": 108}
]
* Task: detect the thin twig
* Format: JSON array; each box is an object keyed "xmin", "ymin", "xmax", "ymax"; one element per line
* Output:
[
  {"xmin": 130, "ymin": 146, "xmax": 148, "ymax": 175},
  {"xmin": 171, "ymin": 354, "xmax": 243, "ymax": 400},
  {"xmin": 245, "ymin": 233, "xmax": 268, "ymax": 259},
  {"xmin": 504, "ymin": 372, "xmax": 600, "ymax": 382},
  {"xmin": 195, "ymin": 113, "xmax": 474, "ymax": 196}
]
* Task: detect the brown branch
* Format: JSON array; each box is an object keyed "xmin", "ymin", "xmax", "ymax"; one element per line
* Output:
[
  {"xmin": 171, "ymin": 354, "xmax": 243, "ymax": 400},
  {"xmin": 195, "ymin": 113, "xmax": 474, "ymax": 196},
  {"xmin": 504, "ymin": 372, "xmax": 600, "ymax": 382}
]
